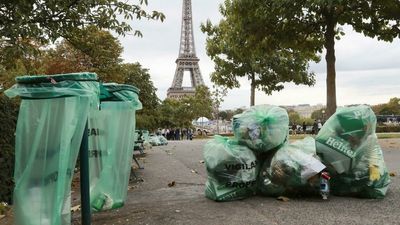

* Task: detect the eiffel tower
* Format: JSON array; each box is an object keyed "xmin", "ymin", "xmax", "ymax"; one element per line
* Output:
[{"xmin": 167, "ymin": 0, "xmax": 205, "ymax": 99}]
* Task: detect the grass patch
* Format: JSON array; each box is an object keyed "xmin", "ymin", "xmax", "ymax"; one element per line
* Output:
[
  {"xmin": 376, "ymin": 133, "xmax": 400, "ymax": 139},
  {"xmin": 0, "ymin": 203, "xmax": 9, "ymax": 215}
]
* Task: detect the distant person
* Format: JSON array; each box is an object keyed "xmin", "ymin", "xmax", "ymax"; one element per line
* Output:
[
  {"xmin": 313, "ymin": 120, "xmax": 318, "ymax": 135},
  {"xmin": 188, "ymin": 129, "xmax": 193, "ymax": 140},
  {"xmin": 318, "ymin": 120, "xmax": 323, "ymax": 132},
  {"xmin": 292, "ymin": 123, "xmax": 297, "ymax": 135},
  {"xmin": 175, "ymin": 128, "xmax": 180, "ymax": 140},
  {"xmin": 161, "ymin": 128, "xmax": 166, "ymax": 137},
  {"xmin": 302, "ymin": 121, "xmax": 307, "ymax": 134}
]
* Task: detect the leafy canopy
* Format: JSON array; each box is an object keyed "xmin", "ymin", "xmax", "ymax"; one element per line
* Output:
[
  {"xmin": 241, "ymin": 0, "xmax": 400, "ymax": 116},
  {"xmin": 0, "ymin": 0, "xmax": 165, "ymax": 46},
  {"xmin": 201, "ymin": 0, "xmax": 319, "ymax": 102}
]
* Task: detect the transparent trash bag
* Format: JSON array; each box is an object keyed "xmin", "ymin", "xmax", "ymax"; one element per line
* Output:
[
  {"xmin": 233, "ymin": 105, "xmax": 289, "ymax": 153},
  {"xmin": 204, "ymin": 136, "xmax": 259, "ymax": 201},
  {"xmin": 258, "ymin": 137, "xmax": 325, "ymax": 197},
  {"xmin": 89, "ymin": 84, "xmax": 141, "ymax": 211},
  {"xmin": 316, "ymin": 105, "xmax": 390, "ymax": 198},
  {"xmin": 5, "ymin": 73, "xmax": 99, "ymax": 225}
]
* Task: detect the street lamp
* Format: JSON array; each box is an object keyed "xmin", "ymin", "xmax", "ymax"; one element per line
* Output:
[{"xmin": 321, "ymin": 109, "xmax": 326, "ymax": 122}]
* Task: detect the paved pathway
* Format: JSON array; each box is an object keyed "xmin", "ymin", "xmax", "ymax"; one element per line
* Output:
[{"xmin": 84, "ymin": 138, "xmax": 400, "ymax": 225}]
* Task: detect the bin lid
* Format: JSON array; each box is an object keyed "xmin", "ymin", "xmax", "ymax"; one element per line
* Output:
[
  {"xmin": 100, "ymin": 83, "xmax": 140, "ymax": 101},
  {"xmin": 15, "ymin": 73, "xmax": 98, "ymax": 84},
  {"xmin": 103, "ymin": 83, "xmax": 139, "ymax": 95},
  {"xmin": 5, "ymin": 72, "xmax": 99, "ymax": 100},
  {"xmin": 100, "ymin": 83, "xmax": 142, "ymax": 110}
]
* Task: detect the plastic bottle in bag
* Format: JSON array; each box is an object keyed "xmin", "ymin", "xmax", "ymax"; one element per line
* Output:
[{"xmin": 320, "ymin": 172, "xmax": 331, "ymax": 200}]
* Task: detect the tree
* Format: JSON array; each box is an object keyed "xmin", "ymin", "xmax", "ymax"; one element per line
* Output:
[
  {"xmin": 211, "ymin": 84, "xmax": 228, "ymax": 118},
  {"xmin": 217, "ymin": 109, "xmax": 235, "ymax": 121},
  {"xmin": 158, "ymin": 98, "xmax": 188, "ymax": 128},
  {"xmin": 201, "ymin": 1, "xmax": 318, "ymax": 106},
  {"xmin": 311, "ymin": 108, "xmax": 327, "ymax": 121},
  {"xmin": 0, "ymin": 94, "xmax": 19, "ymax": 204},
  {"xmin": 0, "ymin": 0, "xmax": 165, "ymax": 48},
  {"xmin": 0, "ymin": 1, "xmax": 165, "ymax": 87},
  {"xmin": 288, "ymin": 109, "xmax": 301, "ymax": 125},
  {"xmin": 41, "ymin": 26, "xmax": 125, "ymax": 82},
  {"xmin": 158, "ymin": 86, "xmax": 213, "ymax": 129},
  {"xmin": 184, "ymin": 85, "xmax": 213, "ymax": 121},
  {"xmin": 122, "ymin": 63, "xmax": 161, "ymax": 130},
  {"xmin": 234, "ymin": 0, "xmax": 400, "ymax": 116},
  {"xmin": 373, "ymin": 97, "xmax": 400, "ymax": 115}
]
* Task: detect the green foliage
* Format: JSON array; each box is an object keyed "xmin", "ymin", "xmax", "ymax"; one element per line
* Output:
[
  {"xmin": 121, "ymin": 63, "xmax": 160, "ymax": 130},
  {"xmin": 378, "ymin": 98, "xmax": 400, "ymax": 115},
  {"xmin": 211, "ymin": 85, "xmax": 228, "ymax": 120},
  {"xmin": 234, "ymin": 0, "xmax": 400, "ymax": 116},
  {"xmin": 288, "ymin": 109, "xmax": 301, "ymax": 124},
  {"xmin": 159, "ymin": 86, "xmax": 213, "ymax": 128},
  {"xmin": 301, "ymin": 117, "xmax": 315, "ymax": 126},
  {"xmin": 311, "ymin": 108, "xmax": 328, "ymax": 120},
  {"xmin": 41, "ymin": 26, "xmax": 125, "ymax": 82},
  {"xmin": 0, "ymin": 94, "xmax": 19, "ymax": 204},
  {"xmin": 188, "ymin": 85, "xmax": 213, "ymax": 120},
  {"xmin": 0, "ymin": 0, "xmax": 165, "ymax": 47},
  {"xmin": 376, "ymin": 126, "xmax": 400, "ymax": 133},
  {"xmin": 158, "ymin": 98, "xmax": 183, "ymax": 128},
  {"xmin": 372, "ymin": 98, "xmax": 400, "ymax": 116},
  {"xmin": 201, "ymin": 0, "xmax": 319, "ymax": 105},
  {"xmin": 218, "ymin": 110, "xmax": 234, "ymax": 121}
]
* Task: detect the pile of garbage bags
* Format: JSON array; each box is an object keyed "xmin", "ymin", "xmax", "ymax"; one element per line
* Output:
[
  {"xmin": 204, "ymin": 105, "xmax": 390, "ymax": 201},
  {"xmin": 149, "ymin": 134, "xmax": 168, "ymax": 146}
]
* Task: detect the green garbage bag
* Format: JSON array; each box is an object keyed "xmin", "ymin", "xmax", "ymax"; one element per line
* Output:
[
  {"xmin": 158, "ymin": 135, "xmax": 168, "ymax": 145},
  {"xmin": 89, "ymin": 83, "xmax": 142, "ymax": 211},
  {"xmin": 204, "ymin": 136, "xmax": 259, "ymax": 201},
  {"xmin": 316, "ymin": 105, "xmax": 390, "ymax": 198},
  {"xmin": 149, "ymin": 134, "xmax": 162, "ymax": 146},
  {"xmin": 258, "ymin": 137, "xmax": 325, "ymax": 197},
  {"xmin": 5, "ymin": 73, "xmax": 99, "ymax": 225},
  {"xmin": 233, "ymin": 105, "xmax": 289, "ymax": 153}
]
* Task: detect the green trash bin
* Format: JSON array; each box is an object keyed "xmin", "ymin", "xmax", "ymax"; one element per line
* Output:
[
  {"xmin": 88, "ymin": 83, "xmax": 142, "ymax": 211},
  {"xmin": 4, "ymin": 73, "xmax": 99, "ymax": 225}
]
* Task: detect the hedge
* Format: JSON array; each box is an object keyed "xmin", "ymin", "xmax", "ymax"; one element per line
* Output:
[
  {"xmin": 376, "ymin": 126, "xmax": 400, "ymax": 133},
  {"xmin": 0, "ymin": 94, "xmax": 19, "ymax": 204}
]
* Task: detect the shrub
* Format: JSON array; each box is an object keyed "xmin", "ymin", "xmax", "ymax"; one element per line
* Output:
[
  {"xmin": 376, "ymin": 125, "xmax": 400, "ymax": 133},
  {"xmin": 0, "ymin": 94, "xmax": 19, "ymax": 204}
]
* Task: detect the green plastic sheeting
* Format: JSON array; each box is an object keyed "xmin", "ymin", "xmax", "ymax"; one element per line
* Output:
[
  {"xmin": 89, "ymin": 83, "xmax": 142, "ymax": 211},
  {"xmin": 6, "ymin": 73, "xmax": 98, "ymax": 100},
  {"xmin": 258, "ymin": 137, "xmax": 325, "ymax": 197},
  {"xmin": 100, "ymin": 83, "xmax": 142, "ymax": 109},
  {"xmin": 4, "ymin": 73, "xmax": 99, "ymax": 225},
  {"xmin": 233, "ymin": 105, "xmax": 289, "ymax": 153},
  {"xmin": 316, "ymin": 105, "xmax": 390, "ymax": 198},
  {"xmin": 204, "ymin": 136, "xmax": 259, "ymax": 201}
]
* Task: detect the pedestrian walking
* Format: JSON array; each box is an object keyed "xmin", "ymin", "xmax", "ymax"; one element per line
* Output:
[
  {"xmin": 318, "ymin": 120, "xmax": 323, "ymax": 132},
  {"xmin": 292, "ymin": 123, "xmax": 297, "ymax": 135},
  {"xmin": 313, "ymin": 120, "xmax": 318, "ymax": 135}
]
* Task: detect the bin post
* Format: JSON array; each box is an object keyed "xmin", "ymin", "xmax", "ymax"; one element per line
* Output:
[{"xmin": 80, "ymin": 121, "xmax": 91, "ymax": 225}]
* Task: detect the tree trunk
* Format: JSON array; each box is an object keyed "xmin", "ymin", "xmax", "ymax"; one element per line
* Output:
[
  {"xmin": 324, "ymin": 13, "xmax": 337, "ymax": 118},
  {"xmin": 250, "ymin": 73, "xmax": 255, "ymax": 106}
]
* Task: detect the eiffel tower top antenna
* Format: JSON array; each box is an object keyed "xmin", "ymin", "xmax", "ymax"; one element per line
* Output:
[
  {"xmin": 167, "ymin": 0, "xmax": 205, "ymax": 99},
  {"xmin": 179, "ymin": 0, "xmax": 196, "ymax": 58}
]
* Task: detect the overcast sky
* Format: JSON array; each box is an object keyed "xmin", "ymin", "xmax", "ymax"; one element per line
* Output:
[{"xmin": 119, "ymin": 0, "xmax": 400, "ymax": 110}]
